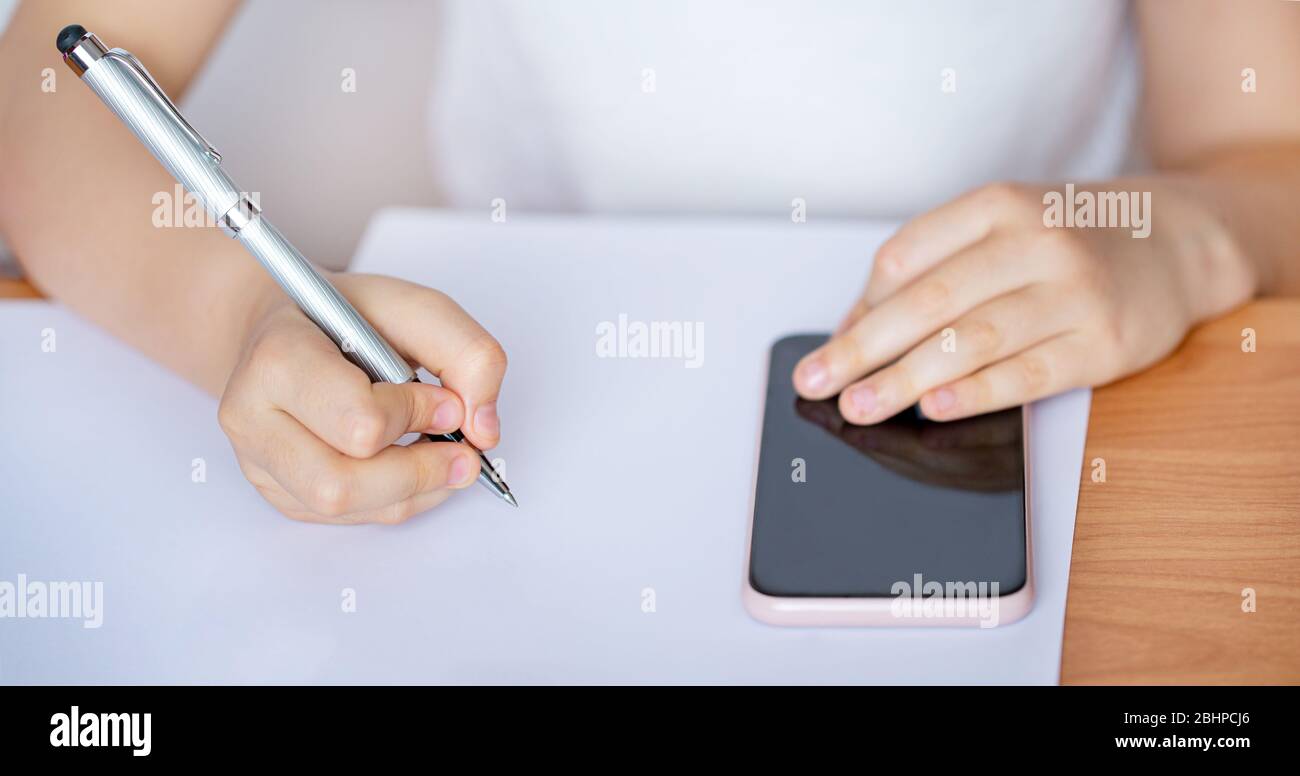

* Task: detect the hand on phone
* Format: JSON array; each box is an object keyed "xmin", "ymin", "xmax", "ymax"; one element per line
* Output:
[
  {"xmin": 792, "ymin": 182, "xmax": 1254, "ymax": 425},
  {"xmin": 217, "ymin": 273, "xmax": 507, "ymax": 524}
]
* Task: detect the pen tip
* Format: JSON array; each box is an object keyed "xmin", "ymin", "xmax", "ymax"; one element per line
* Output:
[{"xmin": 503, "ymin": 492, "xmax": 519, "ymax": 508}]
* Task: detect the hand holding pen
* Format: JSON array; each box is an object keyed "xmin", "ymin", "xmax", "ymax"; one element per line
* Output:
[
  {"xmin": 56, "ymin": 25, "xmax": 516, "ymax": 521},
  {"xmin": 219, "ymin": 273, "xmax": 516, "ymax": 522}
]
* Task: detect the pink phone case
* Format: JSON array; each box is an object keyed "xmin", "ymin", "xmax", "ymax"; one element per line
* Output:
[{"xmin": 741, "ymin": 365, "xmax": 1035, "ymax": 628}]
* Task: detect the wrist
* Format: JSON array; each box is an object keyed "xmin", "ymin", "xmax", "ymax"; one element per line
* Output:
[
  {"xmin": 225, "ymin": 266, "xmax": 353, "ymax": 354},
  {"xmin": 1149, "ymin": 177, "xmax": 1259, "ymax": 323},
  {"xmin": 202, "ymin": 257, "xmax": 287, "ymax": 394}
]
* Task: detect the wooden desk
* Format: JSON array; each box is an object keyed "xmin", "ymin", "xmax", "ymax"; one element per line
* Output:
[
  {"xmin": 3, "ymin": 278, "xmax": 1297, "ymax": 683},
  {"xmin": 1061, "ymin": 298, "xmax": 1300, "ymax": 684},
  {"xmin": 0, "ymin": 278, "xmax": 41, "ymax": 299}
]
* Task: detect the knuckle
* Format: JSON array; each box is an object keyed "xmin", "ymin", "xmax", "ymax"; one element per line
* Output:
[
  {"xmin": 1074, "ymin": 256, "xmax": 1112, "ymax": 300},
  {"xmin": 1094, "ymin": 316, "xmax": 1127, "ymax": 357},
  {"xmin": 250, "ymin": 478, "xmax": 283, "ymax": 504},
  {"xmin": 874, "ymin": 240, "xmax": 908, "ymax": 278},
  {"xmin": 1016, "ymin": 353, "xmax": 1053, "ymax": 394},
  {"xmin": 963, "ymin": 318, "xmax": 1002, "ymax": 357},
  {"xmin": 340, "ymin": 403, "xmax": 388, "ymax": 458},
  {"xmin": 887, "ymin": 365, "xmax": 917, "ymax": 401},
  {"xmin": 914, "ymin": 278, "xmax": 952, "ymax": 318},
  {"xmin": 305, "ymin": 468, "xmax": 354, "ymax": 517},
  {"xmin": 379, "ymin": 500, "xmax": 418, "ymax": 525},
  {"xmin": 965, "ymin": 372, "xmax": 994, "ymax": 408},
  {"xmin": 249, "ymin": 327, "xmax": 293, "ymax": 365},
  {"xmin": 1040, "ymin": 227, "xmax": 1088, "ymax": 266},
  {"xmin": 976, "ymin": 182, "xmax": 1032, "ymax": 213},
  {"xmin": 237, "ymin": 459, "xmax": 277, "ymax": 494},
  {"xmin": 462, "ymin": 334, "xmax": 509, "ymax": 372},
  {"xmin": 246, "ymin": 333, "xmax": 295, "ymax": 389},
  {"xmin": 216, "ymin": 395, "xmax": 243, "ymax": 441},
  {"xmin": 1037, "ymin": 230, "xmax": 1112, "ymax": 297},
  {"xmin": 1036, "ymin": 218, "xmax": 1074, "ymax": 245},
  {"xmin": 411, "ymin": 459, "xmax": 441, "ymax": 497},
  {"xmin": 826, "ymin": 336, "xmax": 865, "ymax": 374}
]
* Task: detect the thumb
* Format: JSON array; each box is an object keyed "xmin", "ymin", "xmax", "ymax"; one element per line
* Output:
[{"xmin": 350, "ymin": 276, "xmax": 509, "ymax": 451}]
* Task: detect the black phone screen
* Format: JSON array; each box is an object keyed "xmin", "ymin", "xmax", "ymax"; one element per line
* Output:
[{"xmin": 749, "ymin": 334, "xmax": 1027, "ymax": 598}]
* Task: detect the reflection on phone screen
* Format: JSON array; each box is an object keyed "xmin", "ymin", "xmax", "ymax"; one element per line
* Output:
[{"xmin": 749, "ymin": 335, "xmax": 1027, "ymax": 598}]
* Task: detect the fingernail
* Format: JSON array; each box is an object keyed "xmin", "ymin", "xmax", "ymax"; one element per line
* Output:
[
  {"xmin": 849, "ymin": 385, "xmax": 877, "ymax": 416},
  {"xmin": 431, "ymin": 400, "xmax": 458, "ymax": 430},
  {"xmin": 796, "ymin": 357, "xmax": 829, "ymax": 392},
  {"xmin": 449, "ymin": 454, "xmax": 473, "ymax": 486},
  {"xmin": 930, "ymin": 388, "xmax": 957, "ymax": 413},
  {"xmin": 474, "ymin": 402, "xmax": 500, "ymax": 438}
]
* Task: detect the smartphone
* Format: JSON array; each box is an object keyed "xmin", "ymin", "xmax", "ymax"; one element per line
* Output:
[{"xmin": 743, "ymin": 334, "xmax": 1033, "ymax": 627}]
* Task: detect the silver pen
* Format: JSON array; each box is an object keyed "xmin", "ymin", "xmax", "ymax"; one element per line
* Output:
[{"xmin": 57, "ymin": 24, "xmax": 517, "ymax": 507}]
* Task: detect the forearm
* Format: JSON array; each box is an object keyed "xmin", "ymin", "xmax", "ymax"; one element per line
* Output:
[
  {"xmin": 0, "ymin": 0, "xmax": 258, "ymax": 395},
  {"xmin": 1159, "ymin": 144, "xmax": 1300, "ymax": 298},
  {"xmin": 1077, "ymin": 147, "xmax": 1300, "ymax": 329},
  {"xmin": 1134, "ymin": 0, "xmax": 1300, "ymax": 299}
]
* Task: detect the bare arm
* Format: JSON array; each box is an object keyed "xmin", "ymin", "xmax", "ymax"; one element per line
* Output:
[
  {"xmin": 0, "ymin": 0, "xmax": 261, "ymax": 393},
  {"xmin": 1138, "ymin": 0, "xmax": 1300, "ymax": 295},
  {"xmin": 0, "ymin": 1, "xmax": 508, "ymax": 525}
]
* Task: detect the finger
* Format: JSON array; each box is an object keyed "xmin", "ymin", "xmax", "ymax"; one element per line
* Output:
[
  {"xmin": 795, "ymin": 236, "xmax": 1037, "ymax": 400},
  {"xmin": 245, "ymin": 462, "xmax": 453, "ymax": 526},
  {"xmin": 833, "ymin": 292, "xmax": 871, "ymax": 336},
  {"xmin": 236, "ymin": 455, "xmax": 437, "ymax": 528},
  {"xmin": 265, "ymin": 487, "xmax": 453, "ymax": 526},
  {"xmin": 258, "ymin": 318, "xmax": 466, "ymax": 458},
  {"xmin": 337, "ymin": 487, "xmax": 454, "ymax": 526},
  {"xmin": 836, "ymin": 284, "xmax": 1069, "ymax": 424},
  {"xmin": 862, "ymin": 184, "xmax": 1022, "ymax": 306},
  {"xmin": 234, "ymin": 456, "xmax": 335, "ymax": 524},
  {"xmin": 835, "ymin": 184, "xmax": 1039, "ymax": 339},
  {"xmin": 348, "ymin": 277, "xmax": 508, "ymax": 450},
  {"xmin": 246, "ymin": 408, "xmax": 481, "ymax": 519},
  {"xmin": 919, "ymin": 333, "xmax": 1085, "ymax": 422}
]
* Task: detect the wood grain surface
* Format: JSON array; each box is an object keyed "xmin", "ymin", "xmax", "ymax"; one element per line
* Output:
[{"xmin": 1061, "ymin": 299, "xmax": 1300, "ymax": 684}]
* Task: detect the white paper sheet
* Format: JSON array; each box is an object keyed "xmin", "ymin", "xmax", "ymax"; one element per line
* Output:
[{"xmin": 0, "ymin": 210, "xmax": 1089, "ymax": 683}]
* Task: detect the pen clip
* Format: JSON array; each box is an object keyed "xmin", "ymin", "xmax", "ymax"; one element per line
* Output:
[{"xmin": 104, "ymin": 48, "xmax": 222, "ymax": 164}]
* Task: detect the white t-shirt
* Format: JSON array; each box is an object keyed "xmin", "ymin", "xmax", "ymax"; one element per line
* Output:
[{"xmin": 427, "ymin": 0, "xmax": 1139, "ymax": 218}]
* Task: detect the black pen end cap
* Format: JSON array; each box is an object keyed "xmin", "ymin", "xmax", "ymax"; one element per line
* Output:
[{"xmin": 57, "ymin": 24, "xmax": 87, "ymax": 55}]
